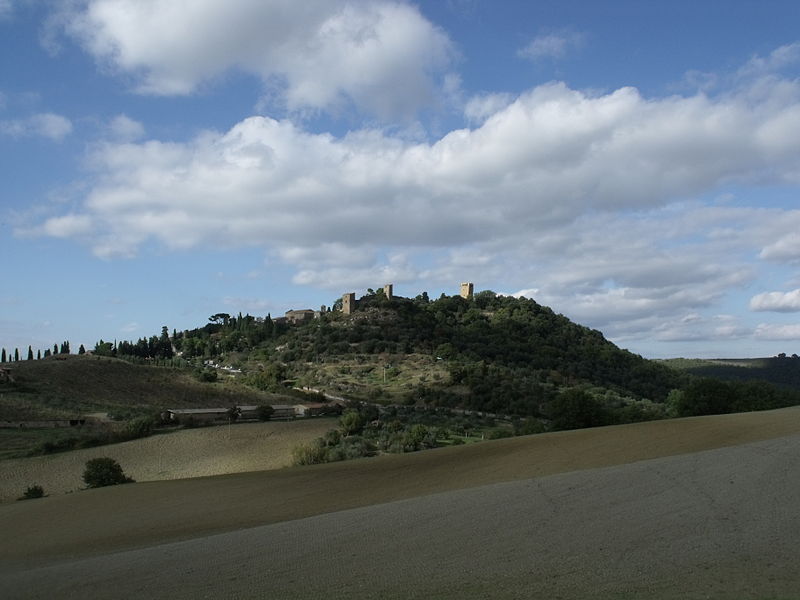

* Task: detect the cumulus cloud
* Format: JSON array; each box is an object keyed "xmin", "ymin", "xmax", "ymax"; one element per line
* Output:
[
  {"xmin": 759, "ymin": 231, "xmax": 800, "ymax": 262},
  {"xmin": 35, "ymin": 75, "xmax": 800, "ymax": 259},
  {"xmin": 754, "ymin": 323, "xmax": 800, "ymax": 340},
  {"xmin": 0, "ymin": 112, "xmax": 72, "ymax": 140},
  {"xmin": 108, "ymin": 114, "xmax": 144, "ymax": 141},
  {"xmin": 463, "ymin": 92, "xmax": 514, "ymax": 123},
  {"xmin": 750, "ymin": 289, "xmax": 800, "ymax": 312},
  {"xmin": 518, "ymin": 30, "xmax": 585, "ymax": 61},
  {"xmin": 62, "ymin": 0, "xmax": 455, "ymax": 119}
]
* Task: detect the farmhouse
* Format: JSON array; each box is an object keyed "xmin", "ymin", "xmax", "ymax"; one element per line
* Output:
[
  {"xmin": 294, "ymin": 402, "xmax": 328, "ymax": 417},
  {"xmin": 164, "ymin": 408, "xmax": 229, "ymax": 423}
]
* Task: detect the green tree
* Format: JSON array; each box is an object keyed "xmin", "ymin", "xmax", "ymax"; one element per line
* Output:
[
  {"xmin": 1, "ymin": 348, "xmax": 5, "ymax": 363},
  {"xmin": 82, "ymin": 458, "xmax": 134, "ymax": 488},
  {"xmin": 27, "ymin": 346, "xmax": 33, "ymax": 360},
  {"xmin": 339, "ymin": 410, "xmax": 365, "ymax": 437},
  {"xmin": 36, "ymin": 349, "xmax": 41, "ymax": 360},
  {"xmin": 78, "ymin": 344, "xmax": 86, "ymax": 355},
  {"xmin": 549, "ymin": 389, "xmax": 610, "ymax": 431},
  {"xmin": 14, "ymin": 348, "xmax": 19, "ymax": 362},
  {"xmin": 256, "ymin": 405, "xmax": 275, "ymax": 421},
  {"xmin": 18, "ymin": 484, "xmax": 45, "ymax": 500}
]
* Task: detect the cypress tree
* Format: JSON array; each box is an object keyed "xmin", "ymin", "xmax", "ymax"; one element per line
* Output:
[
  {"xmin": 1, "ymin": 348, "xmax": 6, "ymax": 363},
  {"xmin": 14, "ymin": 348, "xmax": 19, "ymax": 362},
  {"xmin": 27, "ymin": 346, "xmax": 33, "ymax": 360},
  {"xmin": 37, "ymin": 349, "xmax": 41, "ymax": 360},
  {"xmin": 78, "ymin": 344, "xmax": 86, "ymax": 355}
]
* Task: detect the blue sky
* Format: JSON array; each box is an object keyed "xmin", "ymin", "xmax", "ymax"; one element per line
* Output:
[{"xmin": 2, "ymin": 0, "xmax": 800, "ymax": 359}]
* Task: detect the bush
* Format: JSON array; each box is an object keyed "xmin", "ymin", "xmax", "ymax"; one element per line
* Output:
[
  {"xmin": 256, "ymin": 405, "xmax": 275, "ymax": 421},
  {"xmin": 292, "ymin": 442, "xmax": 328, "ymax": 465},
  {"xmin": 82, "ymin": 457, "xmax": 134, "ymax": 488},
  {"xmin": 18, "ymin": 484, "xmax": 45, "ymax": 500}
]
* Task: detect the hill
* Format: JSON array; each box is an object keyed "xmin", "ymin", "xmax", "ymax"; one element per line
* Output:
[
  {"xmin": 660, "ymin": 355, "xmax": 800, "ymax": 390},
  {"xmin": 173, "ymin": 291, "xmax": 687, "ymax": 419}
]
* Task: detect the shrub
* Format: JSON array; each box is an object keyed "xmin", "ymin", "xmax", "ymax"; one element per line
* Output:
[
  {"xmin": 82, "ymin": 457, "xmax": 134, "ymax": 488},
  {"xmin": 18, "ymin": 484, "xmax": 45, "ymax": 500},
  {"xmin": 256, "ymin": 405, "xmax": 274, "ymax": 421},
  {"xmin": 292, "ymin": 442, "xmax": 327, "ymax": 466}
]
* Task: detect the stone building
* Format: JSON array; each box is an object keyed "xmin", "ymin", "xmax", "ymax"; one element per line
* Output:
[
  {"xmin": 460, "ymin": 282, "xmax": 474, "ymax": 300},
  {"xmin": 383, "ymin": 284, "xmax": 393, "ymax": 300},
  {"xmin": 342, "ymin": 292, "xmax": 356, "ymax": 315}
]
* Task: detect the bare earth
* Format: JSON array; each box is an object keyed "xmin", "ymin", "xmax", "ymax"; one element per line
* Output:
[
  {"xmin": 0, "ymin": 418, "xmax": 334, "ymax": 503},
  {"xmin": 2, "ymin": 407, "xmax": 800, "ymax": 599}
]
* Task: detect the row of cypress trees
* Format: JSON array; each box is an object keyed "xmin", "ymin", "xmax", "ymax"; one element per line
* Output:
[{"xmin": 0, "ymin": 341, "xmax": 86, "ymax": 363}]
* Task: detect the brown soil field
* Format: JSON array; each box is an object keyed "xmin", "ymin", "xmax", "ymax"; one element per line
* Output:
[
  {"xmin": 0, "ymin": 418, "xmax": 335, "ymax": 503},
  {"xmin": 2, "ymin": 406, "xmax": 800, "ymax": 561}
]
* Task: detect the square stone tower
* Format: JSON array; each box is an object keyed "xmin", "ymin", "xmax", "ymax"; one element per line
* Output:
[
  {"xmin": 460, "ymin": 282, "xmax": 474, "ymax": 300},
  {"xmin": 383, "ymin": 283, "xmax": 393, "ymax": 300},
  {"xmin": 342, "ymin": 292, "xmax": 356, "ymax": 315}
]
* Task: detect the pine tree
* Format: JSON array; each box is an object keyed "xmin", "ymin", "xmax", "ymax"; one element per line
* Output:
[{"xmin": 27, "ymin": 346, "xmax": 33, "ymax": 360}]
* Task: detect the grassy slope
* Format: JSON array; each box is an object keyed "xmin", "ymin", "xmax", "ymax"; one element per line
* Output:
[
  {"xmin": 2, "ymin": 405, "xmax": 799, "ymax": 565},
  {"xmin": 0, "ymin": 354, "xmax": 285, "ymax": 421}
]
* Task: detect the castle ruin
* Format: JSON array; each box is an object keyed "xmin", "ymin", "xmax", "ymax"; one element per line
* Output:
[
  {"xmin": 460, "ymin": 282, "xmax": 474, "ymax": 300},
  {"xmin": 342, "ymin": 292, "xmax": 356, "ymax": 315}
]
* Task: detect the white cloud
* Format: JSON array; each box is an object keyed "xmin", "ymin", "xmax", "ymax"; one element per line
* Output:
[
  {"xmin": 63, "ymin": 0, "xmax": 455, "ymax": 119},
  {"xmin": 108, "ymin": 114, "xmax": 144, "ymax": 141},
  {"xmin": 0, "ymin": 112, "xmax": 72, "ymax": 140},
  {"xmin": 40, "ymin": 214, "xmax": 93, "ymax": 238},
  {"xmin": 759, "ymin": 231, "xmax": 800, "ymax": 262},
  {"xmin": 754, "ymin": 323, "xmax": 800, "ymax": 340},
  {"xmin": 518, "ymin": 30, "xmax": 585, "ymax": 61},
  {"xmin": 750, "ymin": 289, "xmax": 800, "ymax": 312},
  {"xmin": 36, "ymin": 75, "xmax": 800, "ymax": 258},
  {"xmin": 464, "ymin": 92, "xmax": 514, "ymax": 123}
]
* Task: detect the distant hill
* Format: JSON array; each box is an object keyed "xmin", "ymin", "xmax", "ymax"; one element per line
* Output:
[{"xmin": 659, "ymin": 356, "xmax": 800, "ymax": 391}]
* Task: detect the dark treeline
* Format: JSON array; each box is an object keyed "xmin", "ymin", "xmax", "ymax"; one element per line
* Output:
[{"xmin": 1, "ymin": 341, "xmax": 80, "ymax": 363}]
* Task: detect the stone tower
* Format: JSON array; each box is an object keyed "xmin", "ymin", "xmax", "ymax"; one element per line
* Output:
[
  {"xmin": 342, "ymin": 292, "xmax": 356, "ymax": 315},
  {"xmin": 383, "ymin": 283, "xmax": 393, "ymax": 300},
  {"xmin": 460, "ymin": 282, "xmax": 474, "ymax": 300}
]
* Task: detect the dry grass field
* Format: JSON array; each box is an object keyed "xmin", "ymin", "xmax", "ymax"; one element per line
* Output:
[
  {"xmin": 0, "ymin": 418, "xmax": 335, "ymax": 503},
  {"xmin": 2, "ymin": 407, "xmax": 800, "ymax": 598}
]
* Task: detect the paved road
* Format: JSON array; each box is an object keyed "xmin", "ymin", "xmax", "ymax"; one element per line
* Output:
[{"xmin": 5, "ymin": 433, "xmax": 800, "ymax": 599}]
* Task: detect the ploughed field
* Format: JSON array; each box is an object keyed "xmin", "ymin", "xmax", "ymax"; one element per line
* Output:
[
  {"xmin": 0, "ymin": 418, "xmax": 335, "ymax": 503},
  {"xmin": 2, "ymin": 407, "xmax": 800, "ymax": 599}
]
